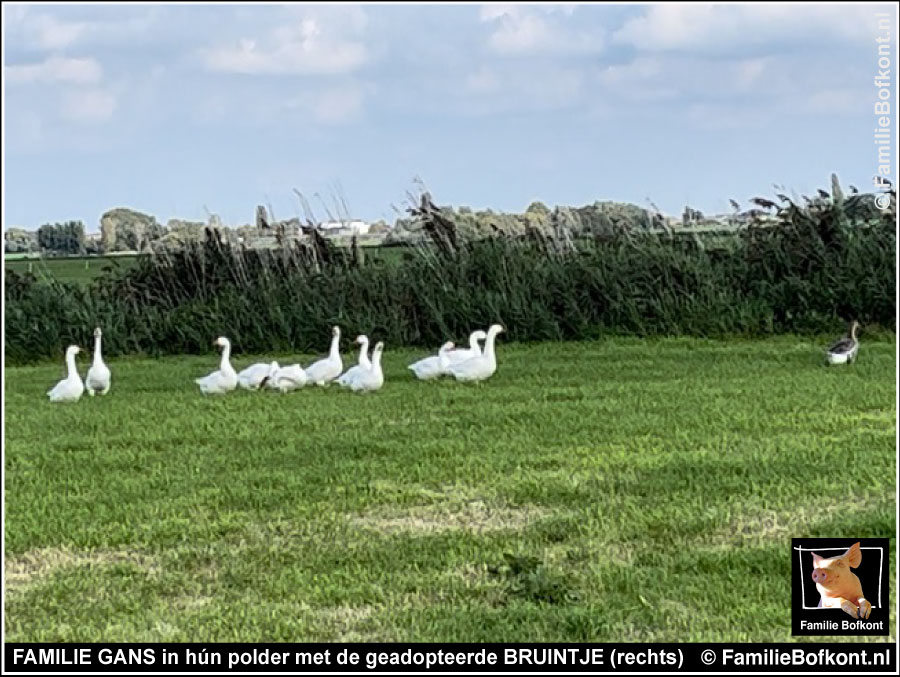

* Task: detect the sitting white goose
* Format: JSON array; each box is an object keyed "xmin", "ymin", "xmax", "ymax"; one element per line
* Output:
[
  {"xmin": 195, "ymin": 336, "xmax": 238, "ymax": 394},
  {"xmin": 85, "ymin": 327, "xmax": 111, "ymax": 396},
  {"xmin": 336, "ymin": 335, "xmax": 371, "ymax": 387},
  {"xmin": 826, "ymin": 320, "xmax": 860, "ymax": 365},
  {"xmin": 445, "ymin": 330, "xmax": 487, "ymax": 365},
  {"xmin": 305, "ymin": 326, "xmax": 343, "ymax": 386},
  {"xmin": 238, "ymin": 360, "xmax": 279, "ymax": 390},
  {"xmin": 47, "ymin": 345, "xmax": 85, "ymax": 403},
  {"xmin": 408, "ymin": 341, "xmax": 455, "ymax": 380},
  {"xmin": 266, "ymin": 362, "xmax": 308, "ymax": 393},
  {"xmin": 448, "ymin": 324, "xmax": 504, "ymax": 383},
  {"xmin": 348, "ymin": 341, "xmax": 385, "ymax": 392}
]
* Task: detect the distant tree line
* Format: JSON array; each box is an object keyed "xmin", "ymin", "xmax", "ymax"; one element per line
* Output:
[{"xmin": 37, "ymin": 221, "xmax": 88, "ymax": 255}]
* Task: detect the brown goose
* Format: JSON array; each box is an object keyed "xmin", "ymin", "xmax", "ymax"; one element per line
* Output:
[{"xmin": 826, "ymin": 320, "xmax": 860, "ymax": 365}]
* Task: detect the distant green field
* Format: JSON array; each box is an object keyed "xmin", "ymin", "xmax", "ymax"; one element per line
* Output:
[
  {"xmin": 4, "ymin": 337, "xmax": 896, "ymax": 642},
  {"xmin": 5, "ymin": 256, "xmax": 139, "ymax": 284},
  {"xmin": 4, "ymin": 248, "xmax": 416, "ymax": 285}
]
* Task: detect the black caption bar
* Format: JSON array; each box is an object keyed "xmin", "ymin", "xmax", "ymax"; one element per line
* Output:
[{"xmin": 3, "ymin": 643, "xmax": 896, "ymax": 673}]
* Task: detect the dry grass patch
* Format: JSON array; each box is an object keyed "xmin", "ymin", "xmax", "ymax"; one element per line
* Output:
[
  {"xmin": 350, "ymin": 498, "xmax": 549, "ymax": 535},
  {"xmin": 5, "ymin": 546, "xmax": 159, "ymax": 595},
  {"xmin": 315, "ymin": 604, "xmax": 379, "ymax": 640},
  {"xmin": 702, "ymin": 491, "xmax": 893, "ymax": 550},
  {"xmin": 350, "ymin": 483, "xmax": 550, "ymax": 536}
]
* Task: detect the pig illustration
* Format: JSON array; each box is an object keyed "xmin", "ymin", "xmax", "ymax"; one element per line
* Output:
[{"xmin": 811, "ymin": 542, "xmax": 871, "ymax": 619}]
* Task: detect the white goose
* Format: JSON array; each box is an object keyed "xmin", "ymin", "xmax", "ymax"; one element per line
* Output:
[
  {"xmin": 336, "ymin": 335, "xmax": 371, "ymax": 387},
  {"xmin": 85, "ymin": 327, "xmax": 111, "ymax": 396},
  {"xmin": 408, "ymin": 341, "xmax": 455, "ymax": 380},
  {"xmin": 826, "ymin": 320, "xmax": 860, "ymax": 365},
  {"xmin": 238, "ymin": 360, "xmax": 279, "ymax": 390},
  {"xmin": 305, "ymin": 326, "xmax": 343, "ymax": 386},
  {"xmin": 445, "ymin": 330, "xmax": 487, "ymax": 365},
  {"xmin": 448, "ymin": 324, "xmax": 504, "ymax": 382},
  {"xmin": 195, "ymin": 337, "xmax": 238, "ymax": 394},
  {"xmin": 267, "ymin": 362, "xmax": 308, "ymax": 393},
  {"xmin": 348, "ymin": 341, "xmax": 385, "ymax": 392},
  {"xmin": 47, "ymin": 345, "xmax": 85, "ymax": 403}
]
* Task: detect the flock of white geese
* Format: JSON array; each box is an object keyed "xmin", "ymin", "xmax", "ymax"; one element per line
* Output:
[
  {"xmin": 46, "ymin": 324, "xmax": 506, "ymax": 403},
  {"xmin": 45, "ymin": 321, "xmax": 861, "ymax": 403}
]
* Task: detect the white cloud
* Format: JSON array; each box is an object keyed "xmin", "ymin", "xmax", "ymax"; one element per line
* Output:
[
  {"xmin": 462, "ymin": 64, "xmax": 586, "ymax": 113},
  {"xmin": 27, "ymin": 13, "xmax": 89, "ymax": 50},
  {"xmin": 6, "ymin": 56, "xmax": 103, "ymax": 85},
  {"xmin": 311, "ymin": 85, "xmax": 367, "ymax": 124},
  {"xmin": 800, "ymin": 88, "xmax": 866, "ymax": 115},
  {"xmin": 479, "ymin": 4, "xmax": 577, "ymax": 23},
  {"xmin": 284, "ymin": 82, "xmax": 370, "ymax": 125},
  {"xmin": 734, "ymin": 58, "xmax": 770, "ymax": 92},
  {"xmin": 614, "ymin": 4, "xmax": 877, "ymax": 52},
  {"xmin": 5, "ymin": 6, "xmax": 162, "ymax": 51},
  {"xmin": 62, "ymin": 88, "xmax": 117, "ymax": 123},
  {"xmin": 201, "ymin": 9, "xmax": 369, "ymax": 75},
  {"xmin": 465, "ymin": 67, "xmax": 500, "ymax": 93},
  {"xmin": 480, "ymin": 4, "xmax": 600, "ymax": 56}
]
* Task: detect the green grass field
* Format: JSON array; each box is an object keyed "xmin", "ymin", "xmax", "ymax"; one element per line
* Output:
[
  {"xmin": 4, "ymin": 336, "xmax": 896, "ymax": 642},
  {"xmin": 5, "ymin": 256, "xmax": 139, "ymax": 285},
  {"xmin": 4, "ymin": 248, "xmax": 411, "ymax": 285}
]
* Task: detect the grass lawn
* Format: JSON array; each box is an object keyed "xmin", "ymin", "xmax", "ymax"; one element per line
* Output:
[
  {"xmin": 5, "ymin": 256, "xmax": 139, "ymax": 285},
  {"xmin": 4, "ymin": 336, "xmax": 896, "ymax": 642},
  {"xmin": 3, "ymin": 248, "xmax": 407, "ymax": 286}
]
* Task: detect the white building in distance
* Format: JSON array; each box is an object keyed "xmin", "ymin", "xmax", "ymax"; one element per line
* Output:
[{"xmin": 317, "ymin": 220, "xmax": 371, "ymax": 236}]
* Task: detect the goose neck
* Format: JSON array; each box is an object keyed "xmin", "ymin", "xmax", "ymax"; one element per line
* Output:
[
  {"xmin": 220, "ymin": 342, "xmax": 232, "ymax": 371},
  {"xmin": 483, "ymin": 329, "xmax": 500, "ymax": 360},
  {"xmin": 93, "ymin": 334, "xmax": 103, "ymax": 364},
  {"xmin": 65, "ymin": 350, "xmax": 78, "ymax": 378},
  {"xmin": 329, "ymin": 334, "xmax": 341, "ymax": 359},
  {"xmin": 358, "ymin": 338, "xmax": 370, "ymax": 365}
]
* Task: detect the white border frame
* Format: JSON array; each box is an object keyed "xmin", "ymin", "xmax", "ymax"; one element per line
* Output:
[{"xmin": 794, "ymin": 545, "xmax": 884, "ymax": 610}]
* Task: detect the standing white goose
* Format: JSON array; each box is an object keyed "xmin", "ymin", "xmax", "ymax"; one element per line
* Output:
[
  {"xmin": 448, "ymin": 324, "xmax": 504, "ymax": 382},
  {"xmin": 47, "ymin": 345, "xmax": 85, "ymax": 403},
  {"xmin": 826, "ymin": 320, "xmax": 860, "ymax": 365},
  {"xmin": 408, "ymin": 341, "xmax": 455, "ymax": 380},
  {"xmin": 445, "ymin": 330, "xmax": 487, "ymax": 365},
  {"xmin": 195, "ymin": 337, "xmax": 238, "ymax": 394},
  {"xmin": 349, "ymin": 341, "xmax": 385, "ymax": 392},
  {"xmin": 305, "ymin": 326, "xmax": 343, "ymax": 386},
  {"xmin": 337, "ymin": 335, "xmax": 371, "ymax": 387},
  {"xmin": 238, "ymin": 360, "xmax": 279, "ymax": 390},
  {"xmin": 85, "ymin": 327, "xmax": 111, "ymax": 396},
  {"xmin": 267, "ymin": 362, "xmax": 308, "ymax": 393}
]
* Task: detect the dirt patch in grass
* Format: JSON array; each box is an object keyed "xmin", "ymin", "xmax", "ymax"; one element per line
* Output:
[
  {"xmin": 350, "ymin": 483, "xmax": 549, "ymax": 536},
  {"xmin": 350, "ymin": 499, "xmax": 548, "ymax": 535},
  {"xmin": 5, "ymin": 546, "xmax": 159, "ymax": 595},
  {"xmin": 316, "ymin": 604, "xmax": 377, "ymax": 640},
  {"xmin": 704, "ymin": 492, "xmax": 893, "ymax": 550}
]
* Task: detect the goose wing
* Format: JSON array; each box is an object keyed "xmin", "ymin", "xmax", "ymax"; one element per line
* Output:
[{"xmin": 827, "ymin": 337, "xmax": 856, "ymax": 354}]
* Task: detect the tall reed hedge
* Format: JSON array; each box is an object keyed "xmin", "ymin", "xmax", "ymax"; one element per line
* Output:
[{"xmin": 4, "ymin": 185, "xmax": 895, "ymax": 364}]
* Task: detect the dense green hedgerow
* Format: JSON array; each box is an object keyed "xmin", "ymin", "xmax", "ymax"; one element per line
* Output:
[{"xmin": 4, "ymin": 183, "xmax": 895, "ymax": 364}]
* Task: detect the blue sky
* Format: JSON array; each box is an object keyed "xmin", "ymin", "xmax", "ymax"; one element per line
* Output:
[{"xmin": 4, "ymin": 2, "xmax": 895, "ymax": 231}]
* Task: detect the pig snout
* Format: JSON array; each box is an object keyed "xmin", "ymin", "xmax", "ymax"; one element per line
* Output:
[{"xmin": 812, "ymin": 569, "xmax": 827, "ymax": 584}]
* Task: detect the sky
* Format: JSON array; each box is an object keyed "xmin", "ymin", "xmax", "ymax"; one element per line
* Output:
[{"xmin": 3, "ymin": 2, "xmax": 897, "ymax": 232}]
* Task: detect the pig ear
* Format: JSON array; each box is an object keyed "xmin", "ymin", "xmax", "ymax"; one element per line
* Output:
[
  {"xmin": 844, "ymin": 542, "xmax": 862, "ymax": 568},
  {"xmin": 812, "ymin": 552, "xmax": 823, "ymax": 566}
]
